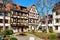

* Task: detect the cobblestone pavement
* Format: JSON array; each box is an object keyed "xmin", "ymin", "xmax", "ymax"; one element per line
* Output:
[{"xmin": 12, "ymin": 33, "xmax": 44, "ymax": 40}]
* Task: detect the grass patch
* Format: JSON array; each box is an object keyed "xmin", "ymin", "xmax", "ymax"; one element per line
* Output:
[
  {"xmin": 34, "ymin": 32, "xmax": 57, "ymax": 39},
  {"xmin": 26, "ymin": 32, "xmax": 57, "ymax": 39},
  {"xmin": 33, "ymin": 32, "xmax": 47, "ymax": 39},
  {"xmin": 26, "ymin": 32, "xmax": 33, "ymax": 34}
]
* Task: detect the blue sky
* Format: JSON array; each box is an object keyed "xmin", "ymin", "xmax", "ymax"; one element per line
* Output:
[
  {"xmin": 12, "ymin": 0, "xmax": 60, "ymax": 16},
  {"xmin": 12, "ymin": 0, "xmax": 36, "ymax": 7}
]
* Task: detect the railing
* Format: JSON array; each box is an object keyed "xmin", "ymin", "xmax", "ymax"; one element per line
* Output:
[
  {"xmin": 54, "ymin": 15, "xmax": 60, "ymax": 18},
  {"xmin": 11, "ymin": 22, "xmax": 28, "ymax": 26},
  {"xmin": 11, "ymin": 15, "xmax": 28, "ymax": 19}
]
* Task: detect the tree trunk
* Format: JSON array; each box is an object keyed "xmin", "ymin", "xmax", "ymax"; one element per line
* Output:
[
  {"xmin": 3, "ymin": 12, "xmax": 5, "ymax": 30},
  {"xmin": 46, "ymin": 11, "xmax": 49, "ymax": 33}
]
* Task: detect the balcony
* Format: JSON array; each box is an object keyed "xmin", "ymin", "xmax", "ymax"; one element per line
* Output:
[
  {"xmin": 41, "ymin": 23, "xmax": 53, "ymax": 26},
  {"xmin": 0, "ymin": 16, "xmax": 3, "ymax": 19},
  {"xmin": 29, "ymin": 23, "xmax": 36, "ymax": 25},
  {"xmin": 5, "ymin": 24, "xmax": 10, "ymax": 26},
  {"xmin": 0, "ymin": 23, "xmax": 10, "ymax": 26},
  {"xmin": 29, "ymin": 16, "xmax": 38, "ymax": 19},
  {"xmin": 20, "ymin": 23, "xmax": 28, "ymax": 27},
  {"xmin": 20, "ymin": 10, "xmax": 28, "ymax": 13},
  {"xmin": 11, "ymin": 15, "xmax": 17, "ymax": 18},
  {"xmin": 48, "ymin": 23, "xmax": 53, "ymax": 26},
  {"xmin": 54, "ymin": 15, "xmax": 60, "ymax": 18},
  {"xmin": 11, "ymin": 15, "xmax": 28, "ymax": 19},
  {"xmin": 41, "ymin": 24, "xmax": 46, "ymax": 26},
  {"xmin": 11, "ymin": 22, "xmax": 28, "ymax": 27},
  {"xmin": 5, "ymin": 17, "xmax": 10, "ymax": 19},
  {"xmin": 54, "ymin": 23, "xmax": 60, "ymax": 26},
  {"xmin": 18, "ymin": 16, "xmax": 28, "ymax": 19},
  {"xmin": 0, "ymin": 23, "xmax": 3, "ymax": 26}
]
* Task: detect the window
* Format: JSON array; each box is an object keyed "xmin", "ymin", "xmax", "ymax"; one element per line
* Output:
[
  {"xmin": 12, "ymin": 27, "xmax": 16, "ymax": 30},
  {"xmin": 29, "ymin": 19, "xmax": 32, "ymax": 23},
  {"xmin": 55, "ymin": 26, "xmax": 58, "ymax": 30},
  {"xmin": 18, "ymin": 13, "xmax": 21, "ymax": 16},
  {"xmin": 23, "ymin": 13, "xmax": 27, "ymax": 16},
  {"xmin": 56, "ymin": 12, "xmax": 59, "ymax": 15},
  {"xmin": 56, "ymin": 19, "xmax": 59, "ymax": 23},
  {"xmin": 14, "ymin": 6, "xmax": 16, "ymax": 9},
  {"xmin": 42, "ymin": 21, "xmax": 45, "ymax": 24},
  {"xmin": 24, "ymin": 19, "xmax": 28, "ymax": 22},
  {"xmin": 5, "ymin": 12, "xmax": 8, "ymax": 16},
  {"xmin": 13, "ymin": 18, "xmax": 16, "ymax": 22},
  {"xmin": 0, "ymin": 19, "xmax": 3, "ymax": 23},
  {"xmin": 33, "ymin": 20, "xmax": 35, "ymax": 23},
  {"xmin": 0, "ymin": 4, "xmax": 3, "ymax": 8},
  {"xmin": 56, "ymin": 10, "xmax": 60, "ymax": 15},
  {"xmin": 5, "ymin": 19, "xmax": 8, "ymax": 23},
  {"xmin": 20, "ymin": 19, "xmax": 23, "ymax": 22},
  {"xmin": 17, "ymin": 19, "xmax": 20, "ymax": 23},
  {"xmin": 48, "ymin": 20, "xmax": 52, "ymax": 24},
  {"xmin": 0, "ymin": 12, "xmax": 3, "ymax": 16},
  {"xmin": 39, "ymin": 26, "xmax": 42, "ymax": 30},
  {"xmin": 13, "ymin": 4, "xmax": 16, "ymax": 9},
  {"xmin": 5, "ymin": 26, "xmax": 8, "ymax": 29},
  {"xmin": 31, "ymin": 7, "xmax": 36, "ymax": 12},
  {"xmin": 57, "ymin": 10, "xmax": 60, "ymax": 15},
  {"xmin": 13, "ymin": 12, "xmax": 16, "ymax": 16}
]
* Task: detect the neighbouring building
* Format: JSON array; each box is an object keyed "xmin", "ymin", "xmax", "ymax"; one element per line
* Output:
[
  {"xmin": 11, "ymin": 3, "xmax": 29, "ymax": 32},
  {"xmin": 0, "ymin": 2, "xmax": 11, "ymax": 31},
  {"xmin": 27, "ymin": 4, "xmax": 39, "ymax": 31},
  {"xmin": 0, "ymin": 0, "xmax": 42, "ymax": 33},
  {"xmin": 40, "ymin": 14, "xmax": 53, "ymax": 30},
  {"xmin": 53, "ymin": 2, "xmax": 60, "ymax": 33},
  {"xmin": 0, "ymin": 1, "xmax": 29, "ymax": 33},
  {"xmin": 38, "ymin": 2, "xmax": 60, "ymax": 33}
]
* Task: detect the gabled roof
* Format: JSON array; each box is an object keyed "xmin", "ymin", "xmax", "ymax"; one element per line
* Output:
[
  {"xmin": 52, "ymin": 2, "xmax": 60, "ymax": 12},
  {"xmin": 27, "ymin": 4, "xmax": 36, "ymax": 11}
]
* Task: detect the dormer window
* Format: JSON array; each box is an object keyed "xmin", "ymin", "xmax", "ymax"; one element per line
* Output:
[
  {"xmin": 0, "ymin": 4, "xmax": 3, "ymax": 8},
  {"xmin": 13, "ymin": 4, "xmax": 16, "ymax": 9}
]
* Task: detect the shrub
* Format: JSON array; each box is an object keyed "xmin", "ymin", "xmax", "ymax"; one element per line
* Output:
[
  {"xmin": 8, "ymin": 30, "xmax": 13, "ymax": 35},
  {"xmin": 57, "ymin": 33, "xmax": 60, "ymax": 38},
  {"xmin": 10, "ymin": 37, "xmax": 17, "ymax": 40},
  {"xmin": 3, "ymin": 36, "xmax": 9, "ymax": 40},
  {"xmin": 49, "ymin": 27, "xmax": 53, "ymax": 33},
  {"xmin": 48, "ymin": 34, "xmax": 57, "ymax": 40},
  {"xmin": 42, "ymin": 29, "xmax": 46, "ymax": 33},
  {"xmin": 2, "ymin": 30, "xmax": 13, "ymax": 35},
  {"xmin": 2, "ymin": 30, "xmax": 8, "ymax": 35}
]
